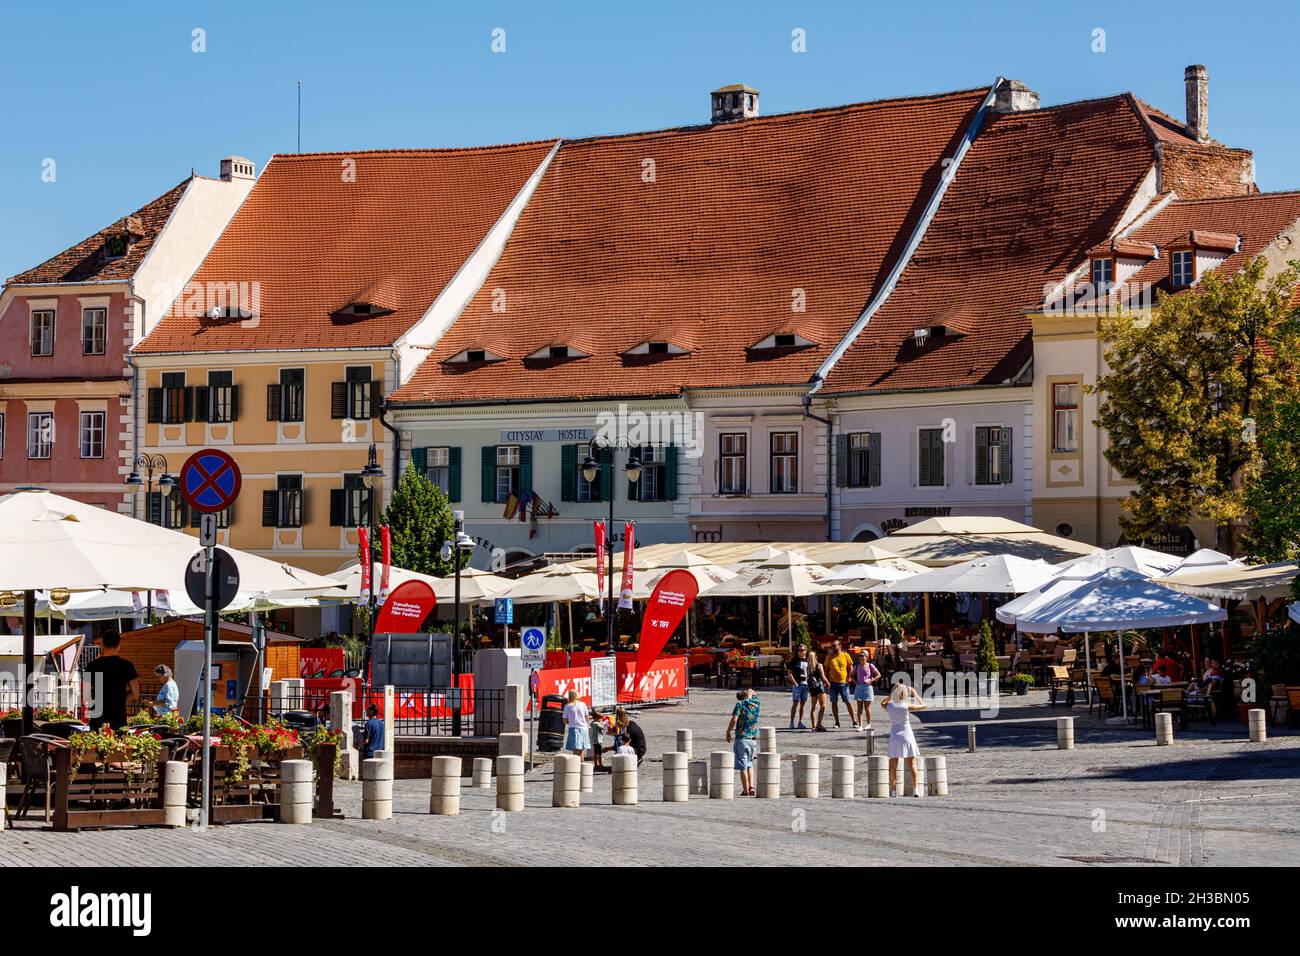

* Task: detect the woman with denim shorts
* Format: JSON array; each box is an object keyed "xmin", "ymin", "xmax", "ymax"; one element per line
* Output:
[
  {"xmin": 562, "ymin": 690, "xmax": 591, "ymax": 758},
  {"xmin": 852, "ymin": 651, "xmax": 880, "ymax": 730}
]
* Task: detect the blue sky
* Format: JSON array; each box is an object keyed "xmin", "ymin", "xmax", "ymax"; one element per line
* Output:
[{"xmin": 2, "ymin": 0, "xmax": 1297, "ymax": 282}]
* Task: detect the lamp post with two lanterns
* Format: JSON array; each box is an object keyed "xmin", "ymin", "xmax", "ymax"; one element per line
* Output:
[
  {"xmin": 125, "ymin": 453, "xmax": 174, "ymax": 622},
  {"xmin": 581, "ymin": 439, "xmax": 640, "ymax": 653},
  {"xmin": 440, "ymin": 510, "xmax": 475, "ymax": 735}
]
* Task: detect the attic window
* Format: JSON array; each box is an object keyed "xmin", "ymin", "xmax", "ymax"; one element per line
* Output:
[
  {"xmin": 751, "ymin": 332, "xmax": 814, "ymax": 351},
  {"xmin": 1171, "ymin": 250, "xmax": 1195, "ymax": 288},
  {"xmin": 1091, "ymin": 258, "xmax": 1114, "ymax": 292},
  {"xmin": 526, "ymin": 344, "xmax": 589, "ymax": 361},
  {"xmin": 103, "ymin": 234, "xmax": 130, "ymax": 259},
  {"xmin": 446, "ymin": 347, "xmax": 501, "ymax": 364},
  {"xmin": 332, "ymin": 301, "xmax": 394, "ymax": 320},
  {"xmin": 648, "ymin": 342, "xmax": 669, "ymax": 355},
  {"xmin": 549, "ymin": 346, "xmax": 568, "ymax": 359},
  {"xmin": 623, "ymin": 340, "xmax": 687, "ymax": 358},
  {"xmin": 774, "ymin": 334, "xmax": 796, "ymax": 348}
]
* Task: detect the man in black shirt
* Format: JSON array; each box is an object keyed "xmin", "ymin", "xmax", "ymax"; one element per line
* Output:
[{"xmin": 84, "ymin": 629, "xmax": 139, "ymax": 730}]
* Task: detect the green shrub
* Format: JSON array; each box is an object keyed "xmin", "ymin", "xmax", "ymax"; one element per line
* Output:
[{"xmin": 976, "ymin": 620, "xmax": 999, "ymax": 673}]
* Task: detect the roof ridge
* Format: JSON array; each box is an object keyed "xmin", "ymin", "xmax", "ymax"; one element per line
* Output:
[
  {"xmin": 1171, "ymin": 189, "xmax": 1300, "ymax": 205},
  {"xmin": 271, "ymin": 139, "xmax": 561, "ymax": 161}
]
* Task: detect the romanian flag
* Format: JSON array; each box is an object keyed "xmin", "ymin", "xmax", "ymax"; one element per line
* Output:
[{"xmin": 502, "ymin": 493, "xmax": 519, "ymax": 520}]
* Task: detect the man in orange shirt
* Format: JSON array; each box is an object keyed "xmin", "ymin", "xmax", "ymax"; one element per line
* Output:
[{"xmin": 823, "ymin": 640, "xmax": 858, "ymax": 730}]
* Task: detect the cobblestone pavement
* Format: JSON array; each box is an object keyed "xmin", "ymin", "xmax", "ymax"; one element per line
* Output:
[{"xmin": 3, "ymin": 688, "xmax": 1296, "ymax": 867}]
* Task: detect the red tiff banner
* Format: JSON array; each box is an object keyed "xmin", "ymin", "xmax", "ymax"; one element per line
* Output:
[
  {"xmin": 364, "ymin": 674, "xmax": 476, "ymax": 719},
  {"xmin": 536, "ymin": 656, "xmax": 687, "ymax": 708}
]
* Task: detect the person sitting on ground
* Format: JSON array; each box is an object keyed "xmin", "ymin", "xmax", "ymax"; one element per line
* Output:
[{"xmin": 612, "ymin": 706, "xmax": 647, "ymax": 764}]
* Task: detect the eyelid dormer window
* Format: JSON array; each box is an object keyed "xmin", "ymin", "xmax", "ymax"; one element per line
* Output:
[
  {"xmin": 445, "ymin": 347, "xmax": 502, "ymax": 364},
  {"xmin": 623, "ymin": 340, "xmax": 687, "ymax": 357},
  {"xmin": 526, "ymin": 344, "xmax": 589, "ymax": 361},
  {"xmin": 331, "ymin": 301, "xmax": 394, "ymax": 319},
  {"xmin": 750, "ymin": 332, "xmax": 814, "ymax": 351}
]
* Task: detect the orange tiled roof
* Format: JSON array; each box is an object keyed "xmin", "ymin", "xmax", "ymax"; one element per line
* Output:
[
  {"xmin": 1121, "ymin": 192, "xmax": 1300, "ymax": 293},
  {"xmin": 820, "ymin": 96, "xmax": 1159, "ymax": 395},
  {"xmin": 135, "ymin": 143, "xmax": 557, "ymax": 353},
  {"xmin": 389, "ymin": 88, "xmax": 990, "ymax": 404},
  {"xmin": 6, "ymin": 180, "xmax": 190, "ymax": 285}
]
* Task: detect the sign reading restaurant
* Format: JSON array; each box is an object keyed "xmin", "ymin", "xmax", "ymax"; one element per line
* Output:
[{"xmin": 499, "ymin": 428, "xmax": 595, "ymax": 443}]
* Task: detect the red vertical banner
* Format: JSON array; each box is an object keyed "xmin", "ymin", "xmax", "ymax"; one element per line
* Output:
[
  {"xmin": 618, "ymin": 521, "xmax": 635, "ymax": 610},
  {"xmin": 379, "ymin": 525, "xmax": 392, "ymax": 604},
  {"xmin": 358, "ymin": 527, "xmax": 371, "ymax": 601},
  {"xmin": 594, "ymin": 520, "xmax": 606, "ymax": 613}
]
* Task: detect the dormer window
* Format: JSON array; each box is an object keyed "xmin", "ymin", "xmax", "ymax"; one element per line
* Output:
[
  {"xmin": 526, "ymin": 344, "xmax": 589, "ymax": 361},
  {"xmin": 750, "ymin": 332, "xmax": 814, "ymax": 351},
  {"xmin": 623, "ymin": 340, "xmax": 687, "ymax": 358},
  {"xmin": 647, "ymin": 342, "xmax": 669, "ymax": 355},
  {"xmin": 1171, "ymin": 250, "xmax": 1195, "ymax": 288},
  {"xmin": 332, "ymin": 301, "xmax": 393, "ymax": 320},
  {"xmin": 445, "ymin": 347, "xmax": 502, "ymax": 364},
  {"xmin": 549, "ymin": 346, "xmax": 568, "ymax": 360},
  {"xmin": 1091, "ymin": 257, "xmax": 1114, "ymax": 293}
]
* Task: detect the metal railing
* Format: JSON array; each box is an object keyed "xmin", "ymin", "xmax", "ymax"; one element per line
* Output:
[{"xmin": 360, "ymin": 686, "xmax": 505, "ymax": 738}]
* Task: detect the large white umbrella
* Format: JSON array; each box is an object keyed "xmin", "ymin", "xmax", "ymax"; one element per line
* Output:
[
  {"xmin": 821, "ymin": 558, "xmax": 928, "ymax": 585},
  {"xmin": 1055, "ymin": 546, "xmax": 1184, "ymax": 579},
  {"xmin": 1163, "ymin": 548, "xmax": 1245, "ymax": 579},
  {"xmin": 497, "ymin": 563, "xmax": 604, "ymax": 605},
  {"xmin": 1013, "ymin": 567, "xmax": 1227, "ymax": 722},
  {"xmin": 872, "ymin": 554, "xmax": 1058, "ymax": 595},
  {"xmin": 877, "ymin": 516, "xmax": 1099, "ymax": 566},
  {"xmin": 702, "ymin": 551, "xmax": 857, "ymax": 648},
  {"xmin": 309, "ymin": 562, "xmax": 513, "ymax": 605}
]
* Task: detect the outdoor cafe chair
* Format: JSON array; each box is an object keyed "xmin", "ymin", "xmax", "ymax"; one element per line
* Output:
[
  {"xmin": 40, "ymin": 720, "xmax": 89, "ymax": 740},
  {"xmin": 1269, "ymin": 684, "xmax": 1289, "ymax": 724},
  {"xmin": 1151, "ymin": 687, "xmax": 1188, "ymax": 730},
  {"xmin": 1091, "ymin": 677, "xmax": 1118, "ymax": 717},
  {"xmin": 1047, "ymin": 666, "xmax": 1076, "ymax": 707},
  {"xmin": 16, "ymin": 734, "xmax": 65, "ymax": 822}
]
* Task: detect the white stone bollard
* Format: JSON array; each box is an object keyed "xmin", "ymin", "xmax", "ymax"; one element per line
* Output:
[
  {"xmin": 331, "ymin": 690, "xmax": 360, "ymax": 781},
  {"xmin": 581, "ymin": 761, "xmax": 594, "ymax": 794},
  {"xmin": 163, "ymin": 760, "xmax": 187, "ymax": 828},
  {"xmin": 552, "ymin": 753, "xmax": 581, "ymax": 808},
  {"xmin": 498, "ymin": 732, "xmax": 527, "ymax": 759},
  {"xmin": 269, "ymin": 680, "xmax": 288, "ymax": 715},
  {"xmin": 967, "ymin": 724, "xmax": 977, "ymax": 752},
  {"xmin": 382, "ymin": 685, "xmax": 395, "ymax": 767},
  {"xmin": 471, "ymin": 757, "xmax": 493, "ymax": 789},
  {"xmin": 756, "ymin": 751, "xmax": 781, "ymax": 799},
  {"xmin": 759, "ymin": 726, "xmax": 777, "ymax": 754},
  {"xmin": 611, "ymin": 754, "xmax": 638, "ymax": 806},
  {"xmin": 361, "ymin": 757, "xmax": 393, "ymax": 820},
  {"xmin": 662, "ymin": 752, "xmax": 689, "ymax": 802},
  {"xmin": 904, "ymin": 759, "xmax": 926, "ymax": 797},
  {"xmin": 280, "ymin": 759, "xmax": 314, "ymax": 824},
  {"xmin": 688, "ymin": 759, "xmax": 709, "ymax": 796},
  {"xmin": 676, "ymin": 729, "xmax": 693, "ymax": 758},
  {"xmin": 925, "ymin": 756, "xmax": 948, "ymax": 796},
  {"xmin": 1155, "ymin": 712, "xmax": 1174, "ymax": 746},
  {"xmin": 708, "ymin": 751, "xmax": 734, "ymax": 800},
  {"xmin": 1057, "ymin": 716, "xmax": 1075, "ymax": 750},
  {"xmin": 794, "ymin": 753, "xmax": 820, "ymax": 799},
  {"xmin": 831, "ymin": 754, "xmax": 854, "ymax": 799},
  {"xmin": 867, "ymin": 755, "xmax": 889, "ymax": 798},
  {"xmin": 503, "ymin": 684, "xmax": 525, "ymax": 735},
  {"xmin": 429, "ymin": 756, "xmax": 462, "ymax": 815},
  {"xmin": 1248, "ymin": 708, "xmax": 1267, "ymax": 743},
  {"xmin": 495, "ymin": 755, "xmax": 525, "ymax": 812}
]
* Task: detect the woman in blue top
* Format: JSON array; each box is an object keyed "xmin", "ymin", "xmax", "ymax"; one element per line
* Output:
[{"xmin": 153, "ymin": 664, "xmax": 179, "ymax": 718}]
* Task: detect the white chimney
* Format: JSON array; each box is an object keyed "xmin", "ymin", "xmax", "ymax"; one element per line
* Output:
[
  {"xmin": 711, "ymin": 84, "xmax": 760, "ymax": 123},
  {"xmin": 1185, "ymin": 65, "xmax": 1209, "ymax": 142},
  {"xmin": 991, "ymin": 78, "xmax": 1039, "ymax": 113},
  {"xmin": 220, "ymin": 156, "xmax": 256, "ymax": 182}
]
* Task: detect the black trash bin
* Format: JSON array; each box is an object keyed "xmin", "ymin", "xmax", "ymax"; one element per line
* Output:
[
  {"xmin": 280, "ymin": 710, "xmax": 318, "ymax": 732},
  {"xmin": 536, "ymin": 694, "xmax": 567, "ymax": 752}
]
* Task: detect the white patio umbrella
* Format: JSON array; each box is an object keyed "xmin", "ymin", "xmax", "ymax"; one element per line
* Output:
[
  {"xmin": 1055, "ymin": 545, "xmax": 1184, "ymax": 579},
  {"xmin": 1290, "ymin": 602, "xmax": 1300, "ymax": 625},
  {"xmin": 1013, "ymin": 567, "xmax": 1227, "ymax": 722},
  {"xmin": 822, "ymin": 558, "xmax": 928, "ymax": 643},
  {"xmin": 307, "ymin": 562, "xmax": 513, "ymax": 605},
  {"xmin": 1163, "ymin": 548, "xmax": 1245, "ymax": 579},
  {"xmin": 703, "ymin": 551, "xmax": 857, "ymax": 647},
  {"xmin": 877, "ymin": 516, "xmax": 1099, "ymax": 566}
]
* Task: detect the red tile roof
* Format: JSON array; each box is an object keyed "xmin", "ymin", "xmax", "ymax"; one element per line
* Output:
[
  {"xmin": 1120, "ymin": 192, "xmax": 1300, "ymax": 293},
  {"xmin": 6, "ymin": 180, "xmax": 191, "ymax": 285},
  {"xmin": 820, "ymin": 96, "xmax": 1160, "ymax": 395},
  {"xmin": 135, "ymin": 143, "xmax": 557, "ymax": 353},
  {"xmin": 389, "ymin": 88, "xmax": 989, "ymax": 404}
]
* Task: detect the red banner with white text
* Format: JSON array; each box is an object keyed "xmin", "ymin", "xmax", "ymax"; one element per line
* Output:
[
  {"xmin": 634, "ymin": 568, "xmax": 699, "ymax": 681},
  {"xmin": 535, "ymin": 656, "xmax": 687, "ymax": 708},
  {"xmin": 617, "ymin": 521, "xmax": 635, "ymax": 610},
  {"xmin": 594, "ymin": 520, "xmax": 606, "ymax": 613},
  {"xmin": 379, "ymin": 525, "xmax": 391, "ymax": 603},
  {"xmin": 358, "ymin": 527, "xmax": 371, "ymax": 602}
]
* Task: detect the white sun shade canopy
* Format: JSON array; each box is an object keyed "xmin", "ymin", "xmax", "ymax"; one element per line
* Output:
[
  {"xmin": 870, "ymin": 553, "xmax": 1059, "ymax": 595},
  {"xmin": 1012, "ymin": 567, "xmax": 1227, "ymax": 634},
  {"xmin": 0, "ymin": 489, "xmax": 341, "ymax": 594},
  {"xmin": 1055, "ymin": 546, "xmax": 1185, "ymax": 579}
]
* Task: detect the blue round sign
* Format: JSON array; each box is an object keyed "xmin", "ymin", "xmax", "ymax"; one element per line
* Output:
[
  {"xmin": 521, "ymin": 626, "xmax": 546, "ymax": 651},
  {"xmin": 180, "ymin": 449, "xmax": 242, "ymax": 514}
]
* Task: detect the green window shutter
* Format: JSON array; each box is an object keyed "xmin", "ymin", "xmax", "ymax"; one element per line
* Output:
[
  {"xmin": 481, "ymin": 446, "xmax": 495, "ymax": 502},
  {"xmin": 448, "ymin": 447, "xmax": 461, "ymax": 502},
  {"xmin": 369, "ymin": 380, "xmax": 383, "ymax": 419},
  {"xmin": 560, "ymin": 443, "xmax": 576, "ymax": 502},
  {"xmin": 999, "ymin": 427, "xmax": 1013, "ymax": 484},
  {"xmin": 410, "ymin": 445, "xmax": 427, "ymax": 476},
  {"xmin": 598, "ymin": 446, "xmax": 613, "ymax": 502},
  {"xmin": 975, "ymin": 427, "xmax": 990, "ymax": 485},
  {"xmin": 665, "ymin": 445, "xmax": 678, "ymax": 501},
  {"xmin": 182, "ymin": 387, "xmax": 195, "ymax": 422},
  {"xmin": 146, "ymin": 491, "xmax": 161, "ymax": 525},
  {"xmin": 934, "ymin": 431, "xmax": 945, "ymax": 485},
  {"xmin": 835, "ymin": 435, "xmax": 849, "ymax": 487},
  {"xmin": 868, "ymin": 432, "xmax": 881, "ymax": 487},
  {"xmin": 519, "ymin": 445, "xmax": 533, "ymax": 494}
]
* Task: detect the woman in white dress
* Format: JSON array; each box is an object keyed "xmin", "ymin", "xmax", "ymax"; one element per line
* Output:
[{"xmin": 882, "ymin": 682, "xmax": 926, "ymax": 797}]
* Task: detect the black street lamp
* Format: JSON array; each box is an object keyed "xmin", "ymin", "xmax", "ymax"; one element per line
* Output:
[
  {"xmin": 360, "ymin": 442, "xmax": 384, "ymax": 658},
  {"xmin": 441, "ymin": 510, "xmax": 475, "ymax": 734},
  {"xmin": 581, "ymin": 440, "xmax": 640, "ymax": 653},
  {"xmin": 126, "ymin": 453, "xmax": 174, "ymax": 622}
]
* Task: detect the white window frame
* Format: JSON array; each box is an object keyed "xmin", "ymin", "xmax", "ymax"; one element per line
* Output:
[
  {"xmin": 719, "ymin": 433, "xmax": 747, "ymax": 495},
  {"xmin": 634, "ymin": 444, "xmax": 665, "ymax": 501},
  {"xmin": 425, "ymin": 446, "xmax": 450, "ymax": 493},
  {"xmin": 79, "ymin": 410, "xmax": 105, "ymax": 459},
  {"xmin": 576, "ymin": 443, "xmax": 600, "ymax": 502},
  {"xmin": 28, "ymin": 412, "xmax": 53, "ymax": 459},
  {"xmin": 770, "ymin": 431, "xmax": 799, "ymax": 494},
  {"xmin": 496, "ymin": 445, "xmax": 520, "ymax": 502},
  {"xmin": 1052, "ymin": 382, "xmax": 1080, "ymax": 453},
  {"xmin": 847, "ymin": 432, "xmax": 874, "ymax": 488},
  {"xmin": 1091, "ymin": 258, "xmax": 1113, "ymax": 294},
  {"xmin": 30, "ymin": 309, "xmax": 55, "ymax": 357},
  {"xmin": 1171, "ymin": 250, "xmax": 1195, "ymax": 287},
  {"xmin": 81, "ymin": 307, "xmax": 107, "ymax": 356}
]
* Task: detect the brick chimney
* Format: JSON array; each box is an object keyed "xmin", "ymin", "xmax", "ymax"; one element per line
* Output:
[
  {"xmin": 1185, "ymin": 65, "xmax": 1209, "ymax": 142},
  {"xmin": 220, "ymin": 156, "xmax": 256, "ymax": 182},
  {"xmin": 711, "ymin": 84, "xmax": 759, "ymax": 123},
  {"xmin": 991, "ymin": 78, "xmax": 1039, "ymax": 113}
]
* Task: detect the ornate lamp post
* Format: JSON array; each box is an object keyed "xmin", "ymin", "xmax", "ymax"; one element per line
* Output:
[
  {"xmin": 360, "ymin": 442, "xmax": 384, "ymax": 661},
  {"xmin": 441, "ymin": 510, "xmax": 475, "ymax": 735},
  {"xmin": 126, "ymin": 453, "xmax": 174, "ymax": 622},
  {"xmin": 581, "ymin": 440, "xmax": 640, "ymax": 653}
]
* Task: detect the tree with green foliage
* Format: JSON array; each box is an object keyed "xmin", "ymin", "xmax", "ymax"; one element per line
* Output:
[
  {"xmin": 976, "ymin": 620, "xmax": 998, "ymax": 674},
  {"xmin": 378, "ymin": 462, "xmax": 471, "ymax": 578},
  {"xmin": 1242, "ymin": 394, "xmax": 1300, "ymax": 560},
  {"xmin": 1094, "ymin": 256, "xmax": 1300, "ymax": 555}
]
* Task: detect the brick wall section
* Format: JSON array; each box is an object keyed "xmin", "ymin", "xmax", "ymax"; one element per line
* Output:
[{"xmin": 1163, "ymin": 143, "xmax": 1255, "ymax": 200}]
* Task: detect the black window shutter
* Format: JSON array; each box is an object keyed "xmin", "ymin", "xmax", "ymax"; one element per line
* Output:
[
  {"xmin": 146, "ymin": 491, "xmax": 161, "ymax": 525},
  {"xmin": 665, "ymin": 445, "xmax": 678, "ymax": 501},
  {"xmin": 835, "ymin": 435, "xmax": 849, "ymax": 487},
  {"xmin": 369, "ymin": 380, "xmax": 382, "ymax": 418},
  {"xmin": 999, "ymin": 427, "xmax": 1013, "ymax": 484},
  {"xmin": 329, "ymin": 488, "xmax": 345, "ymax": 526},
  {"xmin": 297, "ymin": 488, "xmax": 307, "ymax": 528},
  {"xmin": 229, "ymin": 384, "xmax": 240, "ymax": 421},
  {"xmin": 481, "ymin": 446, "xmax": 495, "ymax": 502},
  {"xmin": 147, "ymin": 388, "xmax": 163, "ymax": 424},
  {"xmin": 519, "ymin": 445, "xmax": 533, "ymax": 494},
  {"xmin": 330, "ymin": 382, "xmax": 347, "ymax": 419},
  {"xmin": 194, "ymin": 386, "xmax": 210, "ymax": 423},
  {"xmin": 447, "ymin": 447, "xmax": 461, "ymax": 502},
  {"xmin": 262, "ymin": 490, "xmax": 278, "ymax": 526},
  {"xmin": 560, "ymin": 444, "xmax": 576, "ymax": 502},
  {"xmin": 266, "ymin": 384, "xmax": 281, "ymax": 421},
  {"xmin": 919, "ymin": 431, "xmax": 932, "ymax": 487},
  {"xmin": 975, "ymin": 427, "xmax": 990, "ymax": 485},
  {"xmin": 868, "ymin": 432, "xmax": 882, "ymax": 487},
  {"xmin": 182, "ymin": 387, "xmax": 194, "ymax": 422},
  {"xmin": 934, "ymin": 432, "xmax": 945, "ymax": 485}
]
